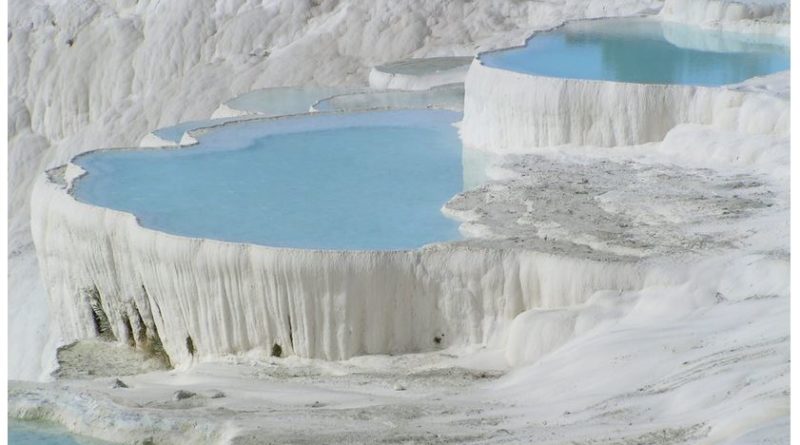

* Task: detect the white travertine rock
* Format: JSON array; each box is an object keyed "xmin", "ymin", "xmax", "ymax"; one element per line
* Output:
[
  {"xmin": 461, "ymin": 59, "xmax": 788, "ymax": 151},
  {"xmin": 659, "ymin": 0, "xmax": 789, "ymax": 28}
]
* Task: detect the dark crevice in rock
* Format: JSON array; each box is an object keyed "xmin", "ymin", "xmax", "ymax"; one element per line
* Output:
[
  {"xmin": 152, "ymin": 295, "xmax": 164, "ymax": 321},
  {"xmin": 131, "ymin": 301, "xmax": 149, "ymax": 345},
  {"xmin": 121, "ymin": 313, "xmax": 135, "ymax": 348},
  {"xmin": 132, "ymin": 294, "xmax": 172, "ymax": 369},
  {"xmin": 186, "ymin": 335, "xmax": 196, "ymax": 356},
  {"xmin": 86, "ymin": 286, "xmax": 116, "ymax": 341},
  {"xmin": 287, "ymin": 315, "xmax": 294, "ymax": 354}
]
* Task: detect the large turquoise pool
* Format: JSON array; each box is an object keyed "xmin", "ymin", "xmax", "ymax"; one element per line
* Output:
[
  {"xmin": 73, "ymin": 110, "xmax": 464, "ymax": 251},
  {"xmin": 480, "ymin": 18, "xmax": 789, "ymax": 86}
]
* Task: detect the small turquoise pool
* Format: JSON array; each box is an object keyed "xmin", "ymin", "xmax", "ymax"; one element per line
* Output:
[
  {"xmin": 9, "ymin": 420, "xmax": 113, "ymax": 445},
  {"xmin": 73, "ymin": 110, "xmax": 464, "ymax": 251},
  {"xmin": 480, "ymin": 18, "xmax": 789, "ymax": 86}
]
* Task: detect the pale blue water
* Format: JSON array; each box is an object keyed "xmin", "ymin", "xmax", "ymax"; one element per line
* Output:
[
  {"xmin": 152, "ymin": 88, "xmax": 360, "ymax": 143},
  {"xmin": 73, "ymin": 110, "xmax": 464, "ymax": 250},
  {"xmin": 226, "ymin": 86, "xmax": 360, "ymax": 116},
  {"xmin": 481, "ymin": 18, "xmax": 789, "ymax": 86},
  {"xmin": 9, "ymin": 421, "xmax": 113, "ymax": 445},
  {"xmin": 152, "ymin": 116, "xmax": 244, "ymax": 143}
]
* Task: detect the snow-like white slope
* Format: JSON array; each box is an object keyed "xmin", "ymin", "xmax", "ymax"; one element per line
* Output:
[
  {"xmin": 660, "ymin": 0, "xmax": 789, "ymax": 35},
  {"xmin": 9, "ymin": 0, "xmax": 663, "ymax": 381},
  {"xmin": 9, "ymin": 254, "xmax": 789, "ymax": 443}
]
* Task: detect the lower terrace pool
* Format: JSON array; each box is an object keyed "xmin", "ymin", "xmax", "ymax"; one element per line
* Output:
[
  {"xmin": 73, "ymin": 110, "xmax": 464, "ymax": 251},
  {"xmin": 480, "ymin": 17, "xmax": 788, "ymax": 86},
  {"xmin": 9, "ymin": 420, "xmax": 113, "ymax": 445}
]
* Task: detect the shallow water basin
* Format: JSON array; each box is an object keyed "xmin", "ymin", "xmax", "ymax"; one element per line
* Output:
[{"xmin": 73, "ymin": 110, "xmax": 464, "ymax": 251}]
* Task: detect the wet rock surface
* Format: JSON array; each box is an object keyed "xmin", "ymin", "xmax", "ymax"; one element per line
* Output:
[
  {"xmin": 447, "ymin": 153, "xmax": 779, "ymax": 259},
  {"xmin": 54, "ymin": 340, "xmax": 171, "ymax": 380}
]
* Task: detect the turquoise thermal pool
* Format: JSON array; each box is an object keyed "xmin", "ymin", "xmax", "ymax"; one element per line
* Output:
[
  {"xmin": 72, "ymin": 110, "xmax": 464, "ymax": 251},
  {"xmin": 480, "ymin": 18, "xmax": 789, "ymax": 86},
  {"xmin": 9, "ymin": 420, "xmax": 113, "ymax": 445}
]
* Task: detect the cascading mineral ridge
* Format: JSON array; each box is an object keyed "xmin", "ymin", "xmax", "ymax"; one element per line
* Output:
[{"xmin": 32, "ymin": 109, "xmax": 649, "ymax": 368}]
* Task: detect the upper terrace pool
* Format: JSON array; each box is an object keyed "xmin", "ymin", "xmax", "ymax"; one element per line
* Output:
[
  {"xmin": 72, "ymin": 110, "xmax": 464, "ymax": 251},
  {"xmin": 480, "ymin": 18, "xmax": 789, "ymax": 86}
]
